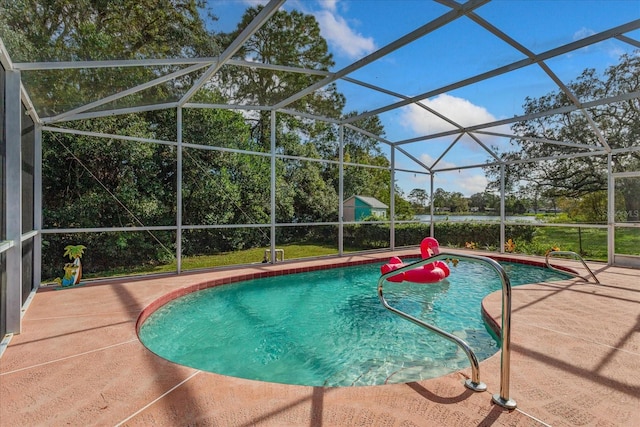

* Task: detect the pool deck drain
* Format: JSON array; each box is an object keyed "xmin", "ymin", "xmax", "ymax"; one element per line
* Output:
[{"xmin": 1, "ymin": 250, "xmax": 638, "ymax": 426}]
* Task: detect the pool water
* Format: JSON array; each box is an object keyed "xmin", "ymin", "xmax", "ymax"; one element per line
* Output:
[{"xmin": 138, "ymin": 260, "xmax": 570, "ymax": 387}]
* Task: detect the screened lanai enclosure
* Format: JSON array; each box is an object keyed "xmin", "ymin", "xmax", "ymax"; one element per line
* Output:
[{"xmin": 1, "ymin": 0, "xmax": 639, "ymax": 338}]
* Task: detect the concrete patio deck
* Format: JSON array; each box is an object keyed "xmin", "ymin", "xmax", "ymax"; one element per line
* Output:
[{"xmin": 1, "ymin": 250, "xmax": 638, "ymax": 426}]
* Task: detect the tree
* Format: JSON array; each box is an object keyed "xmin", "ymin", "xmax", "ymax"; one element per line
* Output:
[
  {"xmin": 40, "ymin": 114, "xmax": 183, "ymax": 277},
  {"xmin": 469, "ymin": 191, "xmax": 499, "ymax": 212},
  {"xmin": 448, "ymin": 192, "xmax": 469, "ymax": 213},
  {"xmin": 557, "ymin": 191, "xmax": 627, "ymax": 223},
  {"xmin": 214, "ymin": 5, "xmax": 358, "ymax": 233},
  {"xmin": 217, "ymin": 6, "xmax": 345, "ymax": 149},
  {"xmin": 429, "ymin": 188, "xmax": 471, "ymax": 213},
  {"xmin": 504, "ymin": 195, "xmax": 527, "ymax": 215},
  {"xmin": 6, "ymin": 0, "xmax": 404, "ymax": 274},
  {"xmin": 42, "ymin": 116, "xmax": 171, "ymax": 229},
  {"xmin": 1, "ymin": 0, "xmax": 219, "ymax": 116},
  {"xmin": 4, "ymin": 0, "xmax": 223, "ymax": 277},
  {"xmin": 181, "ymin": 92, "xmax": 266, "ymax": 227},
  {"xmin": 431, "ymin": 188, "xmax": 449, "ymax": 210},
  {"xmin": 1, "ymin": 0, "xmax": 216, "ymax": 62},
  {"xmin": 339, "ymin": 115, "xmax": 389, "ymax": 195},
  {"xmin": 486, "ymin": 51, "xmax": 640, "ymax": 217},
  {"xmin": 276, "ymin": 133, "xmax": 339, "ymax": 224},
  {"xmin": 409, "ymin": 188, "xmax": 429, "ymax": 211}
]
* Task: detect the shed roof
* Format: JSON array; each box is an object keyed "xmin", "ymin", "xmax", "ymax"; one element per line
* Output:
[{"xmin": 346, "ymin": 195, "xmax": 389, "ymax": 209}]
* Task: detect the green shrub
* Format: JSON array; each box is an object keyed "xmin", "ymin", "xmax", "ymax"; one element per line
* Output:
[
  {"xmin": 343, "ymin": 222, "xmax": 536, "ymax": 251},
  {"xmin": 434, "ymin": 222, "xmax": 535, "ymax": 248}
]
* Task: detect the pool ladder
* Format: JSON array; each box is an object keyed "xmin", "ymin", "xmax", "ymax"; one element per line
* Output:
[
  {"xmin": 545, "ymin": 251, "xmax": 599, "ymax": 284},
  {"xmin": 378, "ymin": 253, "xmax": 517, "ymax": 410}
]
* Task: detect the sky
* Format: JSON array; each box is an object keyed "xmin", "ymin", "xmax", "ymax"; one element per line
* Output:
[{"xmin": 204, "ymin": 0, "xmax": 640, "ymax": 197}]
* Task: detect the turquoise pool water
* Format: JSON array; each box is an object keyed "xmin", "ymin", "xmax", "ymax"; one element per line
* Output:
[{"xmin": 138, "ymin": 260, "xmax": 571, "ymax": 387}]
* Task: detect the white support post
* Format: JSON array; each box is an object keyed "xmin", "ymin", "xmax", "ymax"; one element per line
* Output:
[
  {"xmin": 430, "ymin": 173, "xmax": 435, "ymax": 237},
  {"xmin": 607, "ymin": 154, "xmax": 614, "ymax": 265},
  {"xmin": 33, "ymin": 123, "xmax": 42, "ymax": 288},
  {"xmin": 338, "ymin": 125, "xmax": 344, "ymax": 255},
  {"xmin": 176, "ymin": 107, "xmax": 183, "ymax": 273},
  {"xmin": 5, "ymin": 69, "xmax": 22, "ymax": 334},
  {"xmin": 270, "ymin": 110, "xmax": 276, "ymax": 264},
  {"xmin": 390, "ymin": 147, "xmax": 395, "ymax": 250},
  {"xmin": 500, "ymin": 163, "xmax": 506, "ymax": 253}
]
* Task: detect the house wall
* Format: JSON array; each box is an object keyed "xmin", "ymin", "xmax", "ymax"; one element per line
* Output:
[
  {"xmin": 370, "ymin": 208, "xmax": 387, "ymax": 219},
  {"xmin": 354, "ymin": 198, "xmax": 371, "ymax": 221},
  {"xmin": 343, "ymin": 199, "xmax": 355, "ymax": 222}
]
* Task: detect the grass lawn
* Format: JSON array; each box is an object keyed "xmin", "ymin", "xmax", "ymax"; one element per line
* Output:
[
  {"xmin": 79, "ymin": 243, "xmax": 348, "ymax": 281},
  {"xmin": 522, "ymin": 226, "xmax": 640, "ymax": 261},
  {"xmin": 531, "ymin": 227, "xmax": 608, "ymax": 260}
]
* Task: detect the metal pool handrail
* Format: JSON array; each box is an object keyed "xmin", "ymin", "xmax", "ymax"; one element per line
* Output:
[
  {"xmin": 378, "ymin": 252, "xmax": 517, "ymax": 410},
  {"xmin": 545, "ymin": 250, "xmax": 600, "ymax": 284}
]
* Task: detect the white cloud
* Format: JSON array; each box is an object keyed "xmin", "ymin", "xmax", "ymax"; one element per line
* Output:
[
  {"xmin": 432, "ymin": 167, "xmax": 488, "ymax": 196},
  {"xmin": 573, "ymin": 27, "xmax": 595, "ymax": 41},
  {"xmin": 264, "ymin": 0, "xmax": 374, "ymax": 60},
  {"xmin": 419, "ymin": 153, "xmax": 452, "ymax": 169},
  {"xmin": 318, "ymin": 0, "xmax": 339, "ymax": 12},
  {"xmin": 454, "ymin": 172, "xmax": 489, "ymax": 195},
  {"xmin": 400, "ymin": 94, "xmax": 497, "ymax": 135},
  {"xmin": 399, "ymin": 165, "xmax": 488, "ymax": 197},
  {"xmin": 420, "ymin": 154, "xmax": 487, "ymax": 196},
  {"xmin": 314, "ymin": 10, "xmax": 376, "ymax": 59},
  {"xmin": 572, "ymin": 26, "xmax": 629, "ymax": 59},
  {"xmin": 238, "ymin": 0, "xmax": 268, "ymax": 6}
]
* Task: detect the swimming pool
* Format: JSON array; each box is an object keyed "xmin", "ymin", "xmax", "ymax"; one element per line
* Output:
[{"xmin": 138, "ymin": 260, "xmax": 571, "ymax": 387}]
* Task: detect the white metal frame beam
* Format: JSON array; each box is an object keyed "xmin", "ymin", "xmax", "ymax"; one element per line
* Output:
[
  {"xmin": 615, "ymin": 34, "xmax": 640, "ymax": 48},
  {"xmin": 43, "ymin": 63, "xmax": 212, "ymax": 123},
  {"xmin": 178, "ymin": 0, "xmax": 285, "ymax": 107},
  {"xmin": 393, "ymin": 90, "xmax": 640, "ymax": 146},
  {"xmin": 273, "ymin": 0, "xmax": 490, "ymax": 110},
  {"xmin": 52, "ymin": 102, "xmax": 179, "ymax": 123},
  {"xmin": 5, "ymin": 68, "xmax": 22, "ymax": 334},
  {"xmin": 471, "ymin": 130, "xmax": 599, "ymax": 150},
  {"xmin": 446, "ymin": 0, "xmax": 614, "ymax": 152},
  {"xmin": 33, "ymin": 124, "xmax": 42, "ymax": 292},
  {"xmin": 342, "ymin": 19, "xmax": 640, "ymax": 126}
]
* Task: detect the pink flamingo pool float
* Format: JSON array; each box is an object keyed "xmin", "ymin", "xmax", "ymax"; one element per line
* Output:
[{"xmin": 381, "ymin": 237, "xmax": 450, "ymax": 283}]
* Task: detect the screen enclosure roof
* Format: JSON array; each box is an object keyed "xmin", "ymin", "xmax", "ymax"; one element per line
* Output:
[{"xmin": 5, "ymin": 0, "xmax": 640, "ymax": 174}]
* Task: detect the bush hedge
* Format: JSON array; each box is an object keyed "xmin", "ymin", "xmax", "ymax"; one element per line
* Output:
[{"xmin": 344, "ymin": 222, "xmax": 536, "ymax": 250}]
